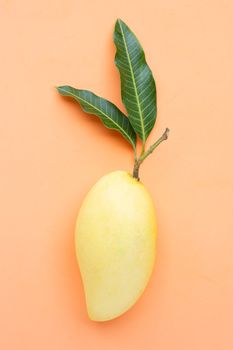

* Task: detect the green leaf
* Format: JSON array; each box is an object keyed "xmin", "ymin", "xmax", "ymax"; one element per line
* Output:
[
  {"xmin": 114, "ymin": 19, "xmax": 157, "ymax": 144},
  {"xmin": 57, "ymin": 86, "xmax": 136, "ymax": 148}
]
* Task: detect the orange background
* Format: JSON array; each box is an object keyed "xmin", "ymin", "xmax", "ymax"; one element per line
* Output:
[{"xmin": 0, "ymin": 1, "xmax": 233, "ymax": 349}]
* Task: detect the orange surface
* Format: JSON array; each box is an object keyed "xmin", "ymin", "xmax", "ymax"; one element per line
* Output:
[{"xmin": 0, "ymin": 1, "xmax": 233, "ymax": 349}]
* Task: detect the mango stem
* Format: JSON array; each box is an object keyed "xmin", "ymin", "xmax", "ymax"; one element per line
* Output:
[{"xmin": 132, "ymin": 128, "xmax": 170, "ymax": 180}]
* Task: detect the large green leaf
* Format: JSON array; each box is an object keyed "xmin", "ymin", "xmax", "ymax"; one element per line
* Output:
[
  {"xmin": 57, "ymin": 86, "xmax": 136, "ymax": 148},
  {"xmin": 114, "ymin": 19, "xmax": 157, "ymax": 144}
]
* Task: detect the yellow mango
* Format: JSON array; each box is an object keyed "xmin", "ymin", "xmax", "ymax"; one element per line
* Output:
[{"xmin": 75, "ymin": 170, "xmax": 157, "ymax": 321}]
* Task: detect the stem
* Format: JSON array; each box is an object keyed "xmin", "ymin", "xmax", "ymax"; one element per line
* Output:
[
  {"xmin": 133, "ymin": 159, "xmax": 140, "ymax": 179},
  {"xmin": 140, "ymin": 128, "xmax": 170, "ymax": 162},
  {"xmin": 140, "ymin": 142, "xmax": 145, "ymax": 156},
  {"xmin": 133, "ymin": 146, "xmax": 137, "ymax": 163},
  {"xmin": 132, "ymin": 128, "xmax": 170, "ymax": 180}
]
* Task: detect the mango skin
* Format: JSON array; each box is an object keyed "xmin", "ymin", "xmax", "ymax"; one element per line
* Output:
[{"xmin": 75, "ymin": 171, "xmax": 157, "ymax": 321}]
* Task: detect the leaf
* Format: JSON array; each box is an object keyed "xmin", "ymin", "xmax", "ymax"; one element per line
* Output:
[
  {"xmin": 57, "ymin": 86, "xmax": 136, "ymax": 148},
  {"xmin": 114, "ymin": 19, "xmax": 157, "ymax": 144}
]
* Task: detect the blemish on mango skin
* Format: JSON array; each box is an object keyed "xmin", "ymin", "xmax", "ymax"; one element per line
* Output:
[{"xmin": 75, "ymin": 171, "xmax": 156, "ymax": 322}]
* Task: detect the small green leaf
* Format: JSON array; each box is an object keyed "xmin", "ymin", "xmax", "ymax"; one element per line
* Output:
[
  {"xmin": 57, "ymin": 86, "xmax": 136, "ymax": 148},
  {"xmin": 114, "ymin": 19, "xmax": 157, "ymax": 144}
]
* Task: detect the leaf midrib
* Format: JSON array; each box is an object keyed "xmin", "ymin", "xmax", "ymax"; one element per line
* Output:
[
  {"xmin": 117, "ymin": 20, "xmax": 146, "ymax": 143},
  {"xmin": 59, "ymin": 87, "xmax": 135, "ymax": 146}
]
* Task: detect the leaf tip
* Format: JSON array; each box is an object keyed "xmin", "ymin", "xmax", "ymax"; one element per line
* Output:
[
  {"xmin": 56, "ymin": 85, "xmax": 71, "ymax": 96},
  {"xmin": 115, "ymin": 18, "xmax": 125, "ymax": 28},
  {"xmin": 56, "ymin": 86, "xmax": 63, "ymax": 94},
  {"xmin": 116, "ymin": 18, "xmax": 128, "ymax": 27}
]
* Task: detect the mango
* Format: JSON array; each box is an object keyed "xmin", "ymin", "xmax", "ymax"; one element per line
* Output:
[{"xmin": 75, "ymin": 170, "xmax": 157, "ymax": 321}]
